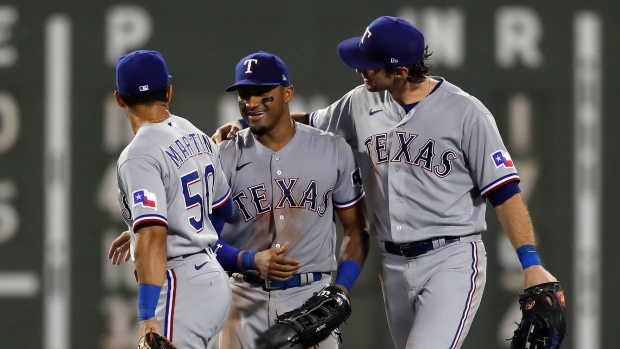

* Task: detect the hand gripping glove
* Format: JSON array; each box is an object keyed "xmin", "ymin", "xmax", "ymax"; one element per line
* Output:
[
  {"xmin": 511, "ymin": 281, "xmax": 567, "ymax": 349},
  {"xmin": 267, "ymin": 285, "xmax": 352, "ymax": 348},
  {"xmin": 138, "ymin": 330, "xmax": 178, "ymax": 349}
]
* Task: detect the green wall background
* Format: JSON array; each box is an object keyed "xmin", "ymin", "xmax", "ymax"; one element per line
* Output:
[{"xmin": 0, "ymin": 1, "xmax": 617, "ymax": 348}]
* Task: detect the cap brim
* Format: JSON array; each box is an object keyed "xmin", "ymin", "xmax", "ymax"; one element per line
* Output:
[
  {"xmin": 225, "ymin": 80, "xmax": 280, "ymax": 92},
  {"xmin": 337, "ymin": 37, "xmax": 385, "ymax": 70}
]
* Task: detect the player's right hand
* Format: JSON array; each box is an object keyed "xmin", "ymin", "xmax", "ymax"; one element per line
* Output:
[
  {"xmin": 254, "ymin": 242, "xmax": 301, "ymax": 281},
  {"xmin": 211, "ymin": 120, "xmax": 243, "ymax": 143},
  {"xmin": 108, "ymin": 230, "xmax": 131, "ymax": 265}
]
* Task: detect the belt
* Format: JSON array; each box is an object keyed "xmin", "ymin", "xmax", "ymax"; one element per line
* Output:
[
  {"xmin": 384, "ymin": 235, "xmax": 472, "ymax": 259},
  {"xmin": 167, "ymin": 248, "xmax": 209, "ymax": 261},
  {"xmin": 134, "ymin": 249, "xmax": 211, "ymax": 282},
  {"xmin": 236, "ymin": 272, "xmax": 327, "ymax": 291}
]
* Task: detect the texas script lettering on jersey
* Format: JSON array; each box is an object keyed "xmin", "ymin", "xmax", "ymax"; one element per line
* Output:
[
  {"xmin": 165, "ymin": 132, "xmax": 214, "ymax": 168},
  {"xmin": 232, "ymin": 178, "xmax": 333, "ymax": 222},
  {"xmin": 364, "ymin": 131, "xmax": 458, "ymax": 178}
]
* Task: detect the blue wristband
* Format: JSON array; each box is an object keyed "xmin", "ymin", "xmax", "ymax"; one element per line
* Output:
[
  {"xmin": 138, "ymin": 283, "xmax": 162, "ymax": 321},
  {"xmin": 516, "ymin": 244, "xmax": 541, "ymax": 269},
  {"xmin": 214, "ymin": 239, "xmax": 242, "ymax": 272},
  {"xmin": 238, "ymin": 118, "xmax": 249, "ymax": 129},
  {"xmin": 335, "ymin": 261, "xmax": 362, "ymax": 292},
  {"xmin": 241, "ymin": 251, "xmax": 256, "ymax": 271}
]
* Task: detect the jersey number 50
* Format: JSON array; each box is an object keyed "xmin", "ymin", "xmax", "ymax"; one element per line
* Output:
[{"xmin": 180, "ymin": 164, "xmax": 214, "ymax": 232}]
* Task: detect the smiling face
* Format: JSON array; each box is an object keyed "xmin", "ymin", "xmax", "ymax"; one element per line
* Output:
[{"xmin": 237, "ymin": 85, "xmax": 294, "ymax": 136}]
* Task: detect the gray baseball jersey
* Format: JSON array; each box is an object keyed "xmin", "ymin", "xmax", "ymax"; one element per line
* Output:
[
  {"xmin": 116, "ymin": 114, "xmax": 233, "ymax": 348},
  {"xmin": 218, "ymin": 122, "xmax": 365, "ymax": 273},
  {"xmin": 116, "ymin": 114, "xmax": 231, "ymax": 259},
  {"xmin": 309, "ymin": 78, "xmax": 519, "ymax": 243},
  {"xmin": 217, "ymin": 122, "xmax": 363, "ymax": 349}
]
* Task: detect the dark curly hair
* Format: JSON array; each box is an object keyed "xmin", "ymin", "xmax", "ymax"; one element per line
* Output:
[
  {"xmin": 384, "ymin": 46, "xmax": 433, "ymax": 84},
  {"xmin": 118, "ymin": 87, "xmax": 169, "ymax": 108}
]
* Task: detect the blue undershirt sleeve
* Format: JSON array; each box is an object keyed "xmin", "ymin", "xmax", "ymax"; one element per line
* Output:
[
  {"xmin": 210, "ymin": 195, "xmax": 234, "ymax": 220},
  {"xmin": 487, "ymin": 181, "xmax": 521, "ymax": 207}
]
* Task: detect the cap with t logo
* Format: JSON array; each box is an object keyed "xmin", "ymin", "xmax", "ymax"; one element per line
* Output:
[
  {"xmin": 337, "ymin": 16, "xmax": 425, "ymax": 70},
  {"xmin": 226, "ymin": 51, "xmax": 291, "ymax": 92}
]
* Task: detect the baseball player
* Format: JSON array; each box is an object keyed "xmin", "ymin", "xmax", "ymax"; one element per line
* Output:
[
  {"xmin": 212, "ymin": 51, "xmax": 370, "ymax": 349},
  {"xmin": 109, "ymin": 50, "xmax": 233, "ymax": 348},
  {"xmin": 214, "ymin": 17, "xmax": 560, "ymax": 349}
]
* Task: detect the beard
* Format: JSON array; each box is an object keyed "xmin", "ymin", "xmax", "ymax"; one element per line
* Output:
[
  {"xmin": 365, "ymin": 84, "xmax": 381, "ymax": 92},
  {"xmin": 363, "ymin": 79, "xmax": 382, "ymax": 92},
  {"xmin": 249, "ymin": 123, "xmax": 270, "ymax": 136}
]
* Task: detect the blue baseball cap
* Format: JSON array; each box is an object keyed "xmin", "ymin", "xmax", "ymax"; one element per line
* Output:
[
  {"xmin": 116, "ymin": 50, "xmax": 172, "ymax": 95},
  {"xmin": 337, "ymin": 16, "xmax": 425, "ymax": 70},
  {"xmin": 226, "ymin": 51, "xmax": 290, "ymax": 92}
]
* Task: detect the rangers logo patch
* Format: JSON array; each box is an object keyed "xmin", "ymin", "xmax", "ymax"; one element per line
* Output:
[
  {"xmin": 133, "ymin": 189, "xmax": 157, "ymax": 209},
  {"xmin": 351, "ymin": 168, "xmax": 363, "ymax": 187},
  {"xmin": 120, "ymin": 195, "xmax": 133, "ymax": 220},
  {"xmin": 491, "ymin": 150, "xmax": 514, "ymax": 168}
]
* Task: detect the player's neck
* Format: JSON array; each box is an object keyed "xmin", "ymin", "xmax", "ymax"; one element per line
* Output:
[
  {"xmin": 127, "ymin": 104, "xmax": 171, "ymax": 134},
  {"xmin": 254, "ymin": 117, "xmax": 296, "ymax": 153},
  {"xmin": 389, "ymin": 77, "xmax": 434, "ymax": 105}
]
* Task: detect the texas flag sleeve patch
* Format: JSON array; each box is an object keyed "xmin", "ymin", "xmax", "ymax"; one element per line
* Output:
[
  {"xmin": 133, "ymin": 189, "xmax": 157, "ymax": 209},
  {"xmin": 491, "ymin": 150, "xmax": 515, "ymax": 168}
]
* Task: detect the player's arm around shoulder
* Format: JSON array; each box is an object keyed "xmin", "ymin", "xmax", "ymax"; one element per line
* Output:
[
  {"xmin": 494, "ymin": 193, "xmax": 558, "ymax": 288},
  {"xmin": 211, "ymin": 119, "xmax": 244, "ymax": 144}
]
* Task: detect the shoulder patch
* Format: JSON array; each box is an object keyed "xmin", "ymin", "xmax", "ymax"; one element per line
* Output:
[
  {"xmin": 491, "ymin": 150, "xmax": 514, "ymax": 168},
  {"xmin": 132, "ymin": 189, "xmax": 157, "ymax": 209},
  {"xmin": 351, "ymin": 168, "xmax": 363, "ymax": 187}
]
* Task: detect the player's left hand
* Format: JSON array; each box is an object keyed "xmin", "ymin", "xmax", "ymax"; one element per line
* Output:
[
  {"xmin": 139, "ymin": 318, "xmax": 178, "ymax": 349},
  {"xmin": 511, "ymin": 282, "xmax": 566, "ymax": 349},
  {"xmin": 108, "ymin": 230, "xmax": 131, "ymax": 265},
  {"xmin": 523, "ymin": 265, "xmax": 557, "ymax": 288},
  {"xmin": 254, "ymin": 242, "xmax": 301, "ymax": 281},
  {"xmin": 140, "ymin": 317, "xmax": 162, "ymax": 338},
  {"xmin": 334, "ymin": 284, "xmax": 349, "ymax": 294}
]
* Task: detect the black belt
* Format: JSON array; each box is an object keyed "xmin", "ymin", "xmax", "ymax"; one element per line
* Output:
[
  {"xmin": 384, "ymin": 235, "xmax": 471, "ymax": 259},
  {"xmin": 237, "ymin": 272, "xmax": 327, "ymax": 291}
]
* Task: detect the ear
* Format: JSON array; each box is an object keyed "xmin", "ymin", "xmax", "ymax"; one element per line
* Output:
[
  {"xmin": 394, "ymin": 67, "xmax": 409, "ymax": 79},
  {"xmin": 166, "ymin": 85, "xmax": 173, "ymax": 102},
  {"xmin": 114, "ymin": 91, "xmax": 126, "ymax": 107},
  {"xmin": 284, "ymin": 85, "xmax": 294, "ymax": 103}
]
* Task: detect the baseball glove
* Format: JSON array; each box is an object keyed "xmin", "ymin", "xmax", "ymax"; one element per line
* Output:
[
  {"xmin": 511, "ymin": 281, "xmax": 567, "ymax": 349},
  {"xmin": 138, "ymin": 330, "xmax": 177, "ymax": 349},
  {"xmin": 267, "ymin": 285, "xmax": 352, "ymax": 348}
]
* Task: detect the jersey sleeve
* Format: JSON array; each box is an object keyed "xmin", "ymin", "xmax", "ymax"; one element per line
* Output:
[
  {"xmin": 118, "ymin": 157, "xmax": 168, "ymax": 231},
  {"xmin": 309, "ymin": 90, "xmax": 357, "ymax": 147},
  {"xmin": 209, "ymin": 138, "xmax": 232, "ymax": 212},
  {"xmin": 217, "ymin": 139, "xmax": 236, "ymax": 182},
  {"xmin": 332, "ymin": 136, "xmax": 366, "ymax": 209},
  {"xmin": 463, "ymin": 111, "xmax": 520, "ymax": 197}
]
